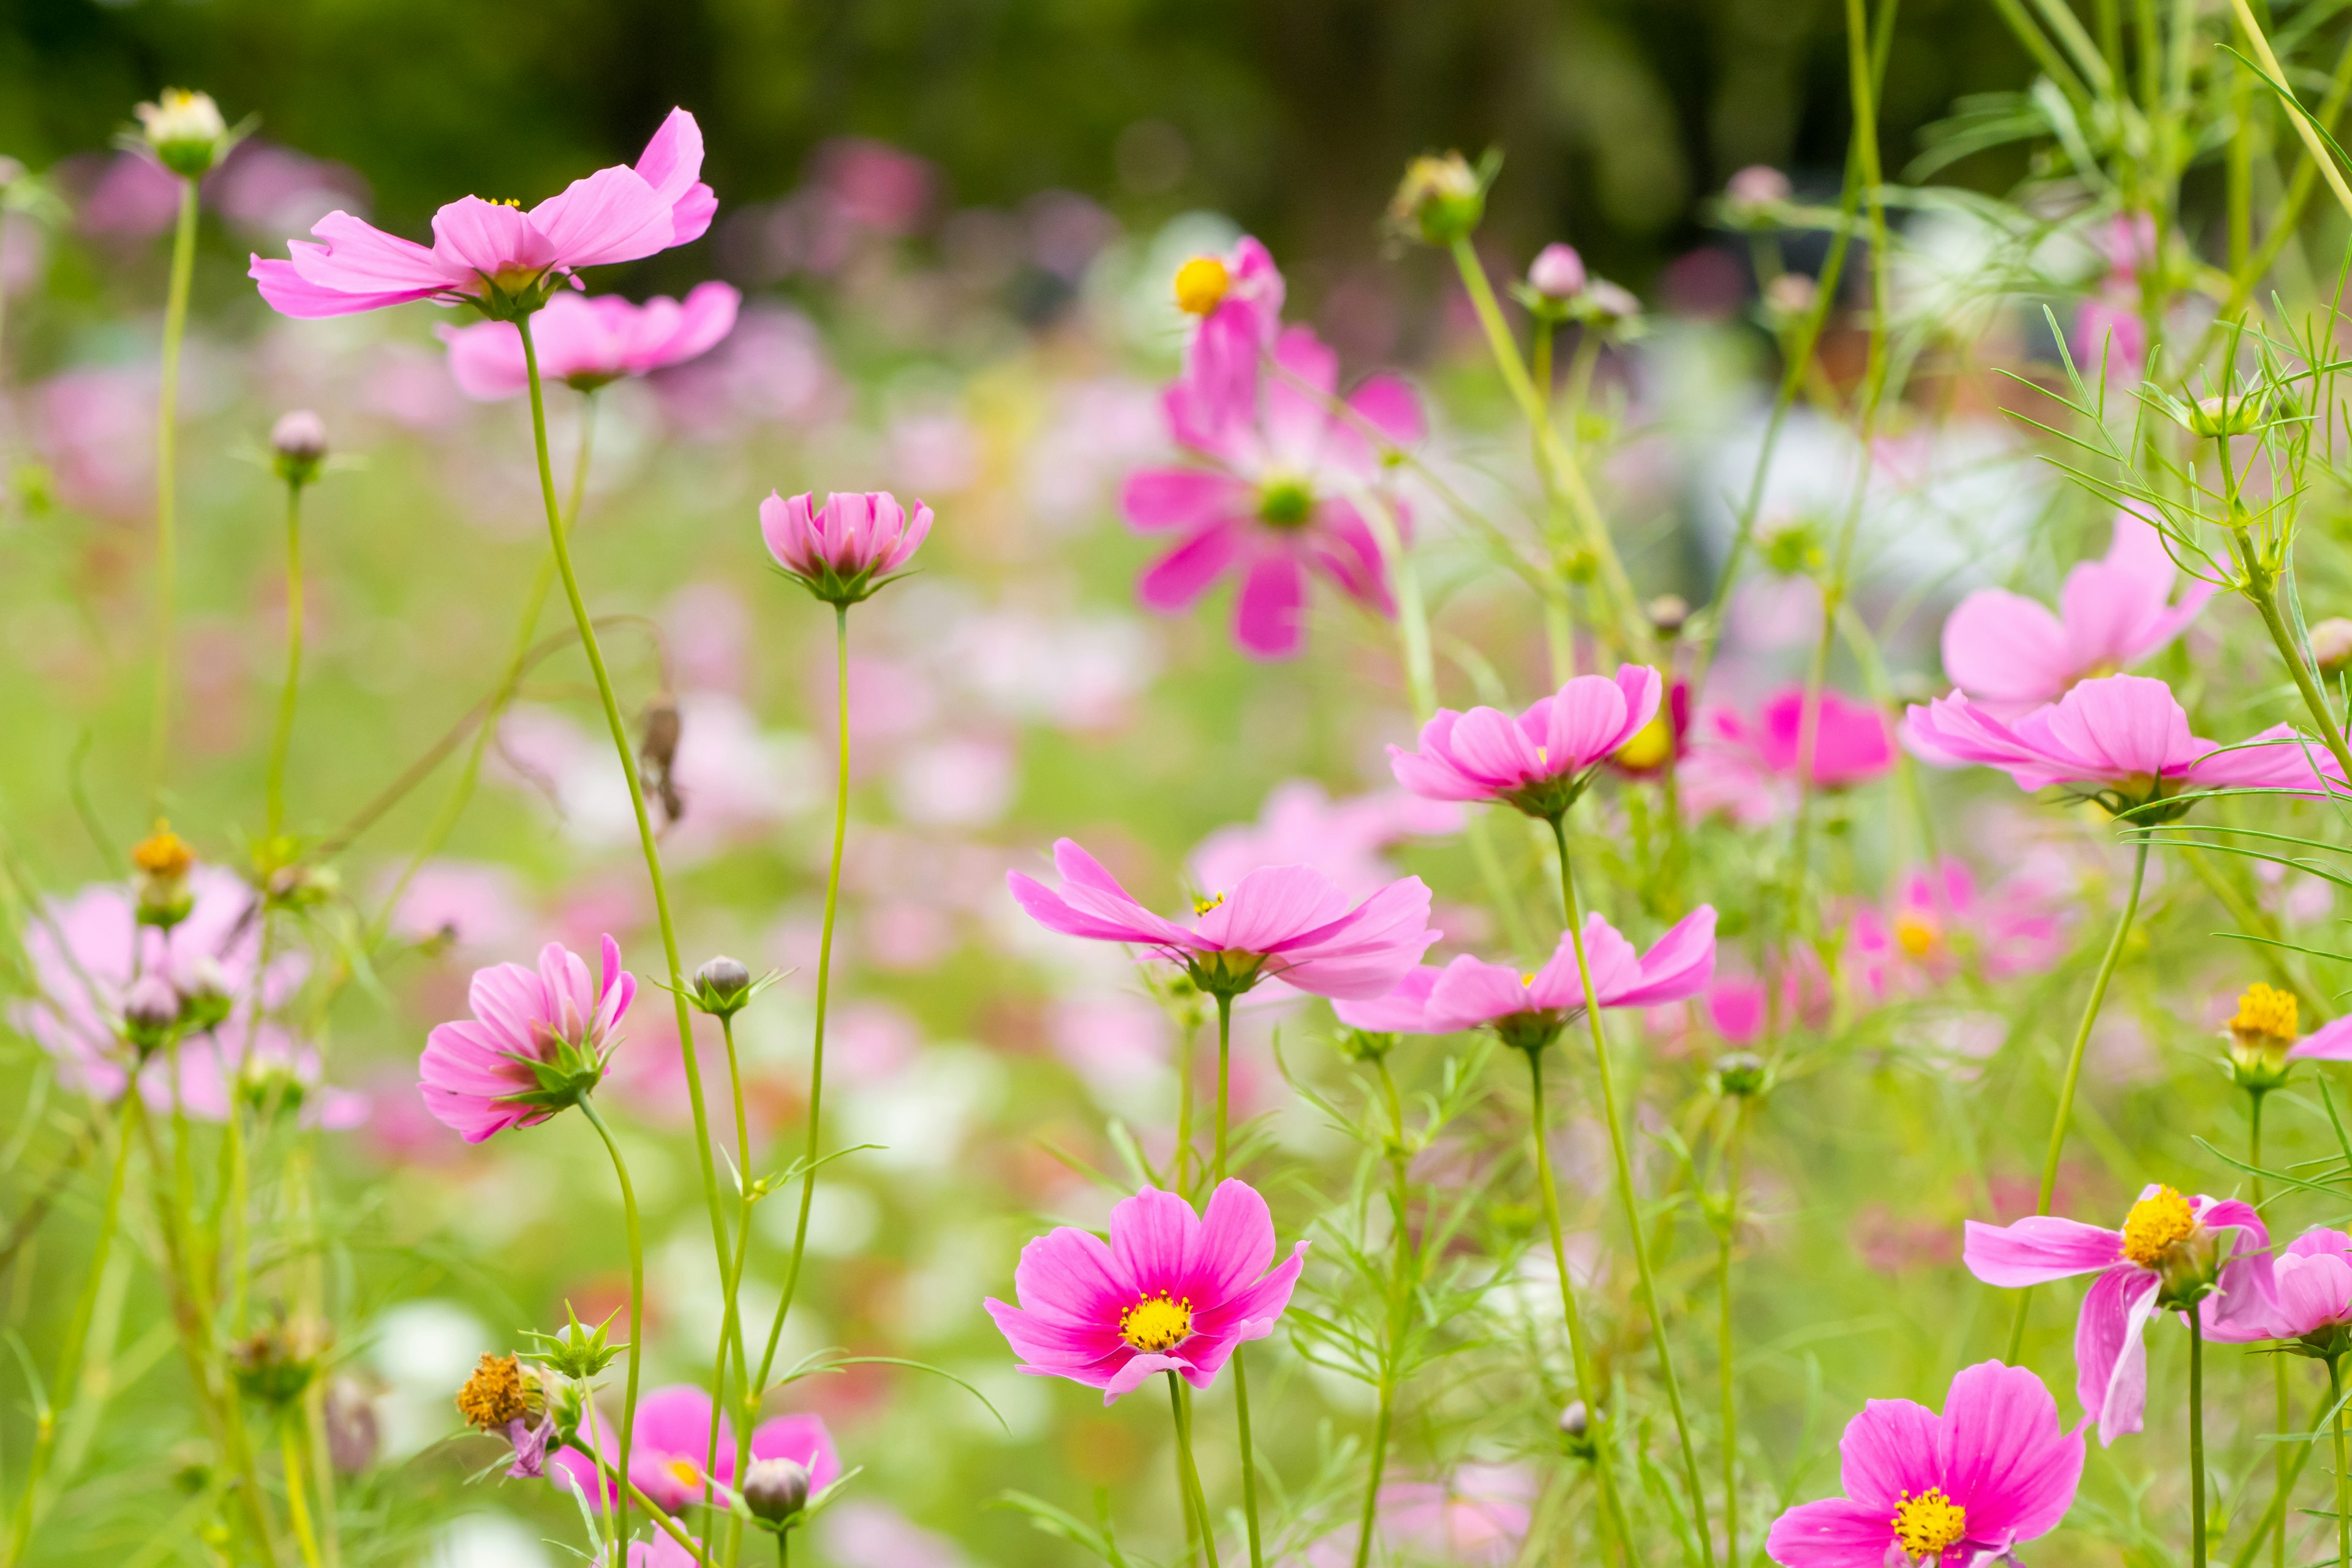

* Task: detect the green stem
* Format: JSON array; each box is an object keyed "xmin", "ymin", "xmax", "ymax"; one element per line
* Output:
[
  {"xmin": 1170, "ymin": 1373, "xmax": 1223, "ymax": 1568},
  {"xmin": 1352, "ymin": 1060, "xmax": 1415, "ymax": 1568},
  {"xmin": 146, "ymin": 178, "xmax": 200, "ymax": 814},
  {"xmin": 1551, "ymin": 816, "xmax": 1709, "ymax": 1568},
  {"xmin": 2190, "ymin": 1311, "xmax": 2209, "ymax": 1568},
  {"xmin": 705, "ymin": 1011, "xmax": 755, "ymax": 1531},
  {"xmin": 279, "ymin": 1419, "xmax": 323, "ymax": 1568},
  {"xmin": 2332, "ymin": 1354, "xmax": 2348, "ymax": 1568},
  {"xmin": 2255, "ymin": 1091, "xmax": 2288, "ymax": 1568},
  {"xmin": 1525, "ymin": 1044, "xmax": 1634, "ymax": 1562},
  {"xmin": 266, "ymin": 479, "xmax": 306, "ymax": 843},
  {"xmin": 579, "ymin": 1099, "xmax": 644, "ymax": 1558},
  {"xmin": 1719, "ymin": 1104, "xmax": 1747, "ymax": 1568},
  {"xmin": 1212, "ymin": 993, "xmax": 1234, "ymax": 1186},
  {"xmin": 2241, "ymin": 545, "xmax": 2352, "ymax": 788},
  {"xmin": 2003, "ymin": 839, "xmax": 2149, "ymax": 1360},
  {"xmin": 1175, "ymin": 1012, "xmax": 1199, "ymax": 1198},
  {"xmin": 1208, "ymin": 992, "xmax": 1265, "ymax": 1568}
]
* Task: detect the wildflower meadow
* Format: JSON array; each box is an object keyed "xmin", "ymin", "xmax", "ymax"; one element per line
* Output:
[{"xmin": 21, "ymin": 4, "xmax": 2352, "ymax": 1566}]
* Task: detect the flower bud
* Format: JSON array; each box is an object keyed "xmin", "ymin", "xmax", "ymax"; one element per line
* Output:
[
  {"xmin": 271, "ymin": 411, "xmax": 328, "ymax": 487},
  {"xmin": 2311, "ymin": 617, "xmax": 2352, "ymax": 674},
  {"xmin": 1714, "ymin": 1052, "xmax": 1768, "ymax": 1097},
  {"xmin": 1527, "ymin": 243, "xmax": 1587, "ymax": 301},
  {"xmin": 180, "ymin": 957, "xmax": 235, "ymax": 1035},
  {"xmin": 2225, "ymin": 981, "xmax": 2298, "ymax": 1091},
  {"xmin": 123, "ymin": 973, "xmax": 183, "ymax": 1052},
  {"xmin": 1645, "ymin": 594, "xmax": 1690, "ymax": 638},
  {"xmin": 1558, "ymin": 1400, "xmax": 1589, "ymax": 1438},
  {"xmin": 691, "ymin": 956, "xmax": 756, "ymax": 1020},
  {"xmin": 1763, "ymin": 273, "xmax": 1819, "ymax": 322},
  {"xmin": 1174, "ymin": 256, "xmax": 1231, "ymax": 317},
  {"xmin": 1333, "ymin": 1027, "xmax": 1396, "ymax": 1063},
  {"xmin": 2184, "ymin": 392, "xmax": 2266, "ymax": 440},
  {"xmin": 1572, "ymin": 278, "xmax": 1645, "ymax": 337},
  {"xmin": 132, "ymin": 822, "xmax": 196, "ymax": 929},
  {"xmin": 228, "ymin": 1313, "xmax": 324, "ymax": 1408},
  {"xmin": 135, "ymin": 89, "xmax": 230, "ymax": 180},
  {"xmin": 741, "ymin": 1457, "xmax": 813, "ymax": 1523},
  {"xmin": 1389, "ymin": 153, "xmax": 1485, "ymax": 246},
  {"xmin": 1723, "ymin": 165, "xmax": 1793, "ymax": 225}
]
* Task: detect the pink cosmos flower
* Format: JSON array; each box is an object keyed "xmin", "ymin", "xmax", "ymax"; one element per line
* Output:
[
  {"xmin": 551, "ymin": 1384, "xmax": 840, "ymax": 1510},
  {"xmin": 984, "ymin": 1179, "xmax": 1306, "ymax": 1404},
  {"xmin": 1680, "ymin": 686, "xmax": 1894, "ymax": 825},
  {"xmin": 417, "ymin": 937, "xmax": 635, "ymax": 1143},
  {"xmin": 1942, "ymin": 513, "xmax": 2212, "ymax": 715},
  {"xmin": 1845, "ymin": 859, "xmax": 2069, "ymax": 997},
  {"xmin": 1336, "ymin": 908, "xmax": 1715, "ymax": 1048},
  {"xmin": 1007, "ymin": 839, "xmax": 1438, "ymax": 1000},
  {"xmin": 1763, "ymin": 1360, "xmax": 2083, "ymax": 1568},
  {"xmin": 1904, "ymin": 674, "xmax": 2335, "ymax": 812},
  {"xmin": 1122, "ymin": 252, "xmax": 1424, "ymax": 659},
  {"xmin": 1387, "ymin": 667, "xmax": 1663, "ymax": 818},
  {"xmin": 437, "ymin": 282, "xmax": 740, "ymax": 398},
  {"xmin": 759, "ymin": 489, "xmax": 933, "ymax": 606},
  {"xmin": 1298, "ymin": 1463, "xmax": 1538, "ymax": 1566},
  {"xmin": 250, "ymin": 108, "xmax": 714, "ymax": 318},
  {"xmin": 1189, "ymin": 780, "xmax": 1461, "ymax": 901},
  {"xmin": 1962, "ymin": 1184, "xmax": 2273, "ymax": 1443}
]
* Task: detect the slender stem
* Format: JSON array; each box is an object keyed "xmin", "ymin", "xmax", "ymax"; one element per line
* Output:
[
  {"xmin": 2231, "ymin": 0, "xmax": 2352, "ymax": 227},
  {"xmin": 1212, "ymin": 993, "xmax": 1234, "ymax": 1186},
  {"xmin": 2190, "ymin": 1311, "xmax": 2209, "ymax": 1568},
  {"xmin": 1169, "ymin": 1373, "xmax": 1223, "ymax": 1568},
  {"xmin": 2242, "ymin": 548, "xmax": 2352, "ymax": 787},
  {"xmin": 278, "ymin": 1420, "xmax": 323, "ymax": 1568},
  {"xmin": 1352, "ymin": 1060, "xmax": 1415, "ymax": 1568},
  {"xmin": 266, "ymin": 480, "xmax": 307, "ymax": 843},
  {"xmin": 705, "ymin": 1011, "xmax": 755, "ymax": 1528},
  {"xmin": 1207, "ymin": 992, "xmax": 1265, "ymax": 1568},
  {"xmin": 1526, "ymin": 1044, "xmax": 1634, "ymax": 1562},
  {"xmin": 2003, "ymin": 839, "xmax": 2150, "ymax": 1360},
  {"xmin": 581, "ymin": 1450, "xmax": 710, "ymax": 1560},
  {"xmin": 2255, "ymin": 1091, "xmax": 2288, "ymax": 1568},
  {"xmin": 579, "ymin": 1099, "xmax": 644, "ymax": 1557},
  {"xmin": 2332, "ymin": 1355, "xmax": 2348, "ymax": 1568},
  {"xmin": 1550, "ymin": 816, "xmax": 1711, "ymax": 1568},
  {"xmin": 1175, "ymin": 1012, "xmax": 1199, "ymax": 1198},
  {"xmin": 2236, "ymin": 1389, "xmax": 2339, "ymax": 1568},
  {"xmin": 1719, "ymin": 1104, "xmax": 1748, "ymax": 1568},
  {"xmin": 146, "ymin": 178, "xmax": 200, "ymax": 814}
]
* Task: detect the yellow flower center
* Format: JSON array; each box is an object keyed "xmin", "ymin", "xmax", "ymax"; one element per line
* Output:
[
  {"xmin": 1889, "ymin": 1488, "xmax": 1967, "ymax": 1559},
  {"xmin": 1613, "ymin": 714, "xmax": 1673, "ymax": 771},
  {"xmin": 668, "ymin": 1458, "xmax": 704, "ymax": 1491},
  {"xmin": 2121, "ymin": 1185, "xmax": 2198, "ymax": 1267},
  {"xmin": 132, "ymin": 821, "xmax": 195, "ymax": 879},
  {"xmin": 1174, "ymin": 256, "xmax": 1231, "ymax": 315},
  {"xmin": 1121, "ymin": 1294, "xmax": 1193, "ymax": 1352},
  {"xmin": 2230, "ymin": 982, "xmax": 2299, "ymax": 1048},
  {"xmin": 1193, "ymin": 892, "xmax": 1226, "ymax": 916},
  {"xmin": 1893, "ymin": 911, "xmax": 1939, "ymax": 960}
]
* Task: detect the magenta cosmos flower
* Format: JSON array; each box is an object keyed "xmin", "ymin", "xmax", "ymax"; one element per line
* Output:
[
  {"xmin": 1681, "ymin": 686, "xmax": 1894, "ymax": 826},
  {"xmin": 1962, "ymin": 1184, "xmax": 2273, "ymax": 1443},
  {"xmin": 251, "ymin": 108, "xmax": 715, "ymax": 320},
  {"xmin": 1122, "ymin": 247, "xmax": 1425, "ymax": 660},
  {"xmin": 1943, "ymin": 512, "xmax": 2212, "ymax": 715},
  {"xmin": 417, "ymin": 936, "xmax": 635, "ymax": 1143},
  {"xmin": 551, "ymin": 1384, "xmax": 839, "ymax": 1510},
  {"xmin": 986, "ymin": 1178, "xmax": 1306, "ymax": 1404},
  {"xmin": 437, "ymin": 281, "xmax": 740, "ymax": 398},
  {"xmin": 2209, "ymin": 1227, "xmax": 2352, "ymax": 1349},
  {"xmin": 1765, "ymin": 1360, "xmax": 2083, "ymax": 1568},
  {"xmin": 1904, "ymin": 674, "xmax": 2335, "ymax": 816},
  {"xmin": 759, "ymin": 489, "xmax": 932, "ymax": 607},
  {"xmin": 1008, "ymin": 838, "xmax": 1438, "ymax": 1000},
  {"xmin": 1336, "ymin": 907, "xmax": 1716, "ymax": 1050},
  {"xmin": 1388, "ymin": 666, "xmax": 1662, "ymax": 820}
]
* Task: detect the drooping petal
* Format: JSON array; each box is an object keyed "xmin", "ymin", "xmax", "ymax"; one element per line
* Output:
[{"xmin": 2075, "ymin": 1265, "xmax": 2160, "ymax": 1444}]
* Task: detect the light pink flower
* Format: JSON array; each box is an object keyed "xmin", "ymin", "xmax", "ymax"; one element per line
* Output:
[
  {"xmin": 1962, "ymin": 1185, "xmax": 2273, "ymax": 1443},
  {"xmin": 1904, "ymin": 674, "xmax": 2335, "ymax": 810},
  {"xmin": 437, "ymin": 282, "xmax": 740, "ymax": 398},
  {"xmin": 1190, "ymin": 780, "xmax": 1460, "ymax": 901},
  {"xmin": 551, "ymin": 1383, "xmax": 840, "ymax": 1510},
  {"xmin": 1387, "ymin": 666, "xmax": 1664, "ymax": 818},
  {"xmin": 1942, "ymin": 513, "xmax": 2212, "ymax": 714},
  {"xmin": 1008, "ymin": 838, "xmax": 1438, "ymax": 1000},
  {"xmin": 1122, "ymin": 246, "xmax": 1424, "ymax": 659},
  {"xmin": 1680, "ymin": 686, "xmax": 1894, "ymax": 825},
  {"xmin": 386, "ymin": 860, "xmax": 529, "ymax": 954},
  {"xmin": 1845, "ymin": 859, "xmax": 2068, "ymax": 997},
  {"xmin": 1527, "ymin": 244, "xmax": 1586, "ymax": 300},
  {"xmin": 250, "ymin": 109, "xmax": 714, "ymax": 318},
  {"xmin": 985, "ymin": 1179, "xmax": 1306, "ymax": 1404},
  {"xmin": 1764, "ymin": 1361, "xmax": 2083, "ymax": 1568},
  {"xmin": 417, "ymin": 937, "xmax": 635, "ymax": 1143},
  {"xmin": 759, "ymin": 489, "xmax": 933, "ymax": 605}
]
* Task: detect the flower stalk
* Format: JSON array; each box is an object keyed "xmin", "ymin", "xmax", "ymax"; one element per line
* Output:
[
  {"xmin": 578, "ymin": 1098, "xmax": 644, "ymax": 1555},
  {"xmin": 147, "ymin": 177, "xmax": 200, "ymax": 813}
]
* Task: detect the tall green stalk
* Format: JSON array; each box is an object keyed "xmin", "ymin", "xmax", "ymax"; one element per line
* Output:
[
  {"xmin": 1209, "ymin": 992, "xmax": 1266, "ymax": 1568},
  {"xmin": 1550, "ymin": 817, "xmax": 1711, "ymax": 1568},
  {"xmin": 1717, "ymin": 1104, "xmax": 1749, "ymax": 1568},
  {"xmin": 2003, "ymin": 840, "xmax": 2149, "ymax": 1360},
  {"xmin": 1170, "ymin": 1373, "xmax": 1222, "ymax": 1568},
  {"xmin": 1351, "ymin": 1056, "xmax": 1415, "ymax": 1568},
  {"xmin": 265, "ymin": 477, "xmax": 306, "ymax": 843},
  {"xmin": 2190, "ymin": 1314, "xmax": 2209, "ymax": 1568},
  {"xmin": 147, "ymin": 179, "xmax": 201, "ymax": 814},
  {"xmin": 579, "ymin": 1099, "xmax": 644, "ymax": 1556},
  {"xmin": 278, "ymin": 1419, "xmax": 324, "ymax": 1568}
]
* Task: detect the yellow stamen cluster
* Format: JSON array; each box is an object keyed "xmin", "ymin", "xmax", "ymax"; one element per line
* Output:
[
  {"xmin": 1613, "ymin": 714, "xmax": 1673, "ymax": 771},
  {"xmin": 1888, "ymin": 1487, "xmax": 1967, "ymax": 1559},
  {"xmin": 1120, "ymin": 1293, "xmax": 1193, "ymax": 1352},
  {"xmin": 1893, "ymin": 911, "xmax": 1939, "ymax": 960},
  {"xmin": 2120, "ymin": 1185, "xmax": 2197, "ymax": 1268},
  {"xmin": 668, "ymin": 1458, "xmax": 704, "ymax": 1490},
  {"xmin": 1174, "ymin": 257, "xmax": 1230, "ymax": 316},
  {"xmin": 1193, "ymin": 892, "xmax": 1226, "ymax": 916},
  {"xmin": 131, "ymin": 822, "xmax": 195, "ymax": 880},
  {"xmin": 454, "ymin": 1353, "xmax": 530, "ymax": 1430},
  {"xmin": 2230, "ymin": 982, "xmax": 2299, "ymax": 1049}
]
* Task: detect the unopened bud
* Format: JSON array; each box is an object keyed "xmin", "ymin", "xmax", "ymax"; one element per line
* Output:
[
  {"xmin": 180, "ymin": 957, "xmax": 235, "ymax": 1034},
  {"xmin": 1724, "ymin": 165, "xmax": 1793, "ymax": 218},
  {"xmin": 271, "ymin": 411, "xmax": 328, "ymax": 486},
  {"xmin": 2311, "ymin": 617, "xmax": 2352, "ymax": 674},
  {"xmin": 1389, "ymin": 153, "xmax": 1486, "ymax": 246},
  {"xmin": 1574, "ymin": 279, "xmax": 1644, "ymax": 336},
  {"xmin": 1333, "ymin": 1028, "xmax": 1396, "ymax": 1063},
  {"xmin": 1714, "ymin": 1051, "xmax": 1768, "ymax": 1097},
  {"xmin": 1527, "ymin": 243, "xmax": 1586, "ymax": 301},
  {"xmin": 1645, "ymin": 594, "xmax": 1690, "ymax": 638},
  {"xmin": 1558, "ymin": 1400, "xmax": 1589, "ymax": 1438},
  {"xmin": 135, "ymin": 89, "xmax": 230, "ymax": 180},
  {"xmin": 1763, "ymin": 273, "xmax": 1819, "ymax": 322},
  {"xmin": 123, "ymin": 973, "xmax": 183, "ymax": 1050},
  {"xmin": 691, "ymin": 956, "xmax": 755, "ymax": 1020},
  {"xmin": 741, "ymin": 1457, "xmax": 812, "ymax": 1523},
  {"xmin": 2185, "ymin": 392, "xmax": 2266, "ymax": 440}
]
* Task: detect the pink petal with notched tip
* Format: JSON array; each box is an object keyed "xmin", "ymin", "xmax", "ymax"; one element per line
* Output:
[
  {"xmin": 1109, "ymin": 1185, "xmax": 1197, "ymax": 1299},
  {"xmin": 1524, "ymin": 917, "xmax": 1642, "ymax": 1013},
  {"xmin": 286, "ymin": 210, "xmax": 456, "ymax": 293},
  {"xmin": 1835, "ymin": 1392, "xmax": 1941, "ymax": 1510},
  {"xmin": 1938, "ymin": 1360, "xmax": 2084, "ymax": 1545},
  {"xmin": 1233, "ymin": 551, "xmax": 1308, "ymax": 659},
  {"xmin": 633, "ymin": 108, "xmax": 717, "ymax": 244}
]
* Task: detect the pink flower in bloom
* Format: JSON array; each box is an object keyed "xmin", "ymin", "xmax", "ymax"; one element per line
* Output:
[
  {"xmin": 2209, "ymin": 1227, "xmax": 2352, "ymax": 1347},
  {"xmin": 759, "ymin": 489, "xmax": 933, "ymax": 606},
  {"xmin": 437, "ymin": 282, "xmax": 741, "ymax": 398},
  {"xmin": 1962, "ymin": 1185, "xmax": 2273, "ymax": 1442},
  {"xmin": 1180, "ymin": 234, "xmax": 1287, "ymax": 345},
  {"xmin": 1681, "ymin": 687, "xmax": 1894, "ymax": 826},
  {"xmin": 1387, "ymin": 666, "xmax": 1664, "ymax": 818},
  {"xmin": 1007, "ymin": 839, "xmax": 1438, "ymax": 1000},
  {"xmin": 1123, "ymin": 245, "xmax": 1425, "ymax": 659},
  {"xmin": 1904, "ymin": 674, "xmax": 2335, "ymax": 813},
  {"xmin": 1942, "ymin": 513, "xmax": 2212, "ymax": 715},
  {"xmin": 1189, "ymin": 780, "xmax": 1461, "ymax": 901},
  {"xmin": 417, "ymin": 937, "xmax": 635, "ymax": 1143},
  {"xmin": 1336, "ymin": 907, "xmax": 1715, "ymax": 1049},
  {"xmin": 1845, "ymin": 859, "xmax": 2068, "ymax": 997},
  {"xmin": 250, "ymin": 109, "xmax": 715, "ymax": 318},
  {"xmin": 1763, "ymin": 1360, "xmax": 2083, "ymax": 1568},
  {"xmin": 551, "ymin": 1384, "xmax": 840, "ymax": 1510},
  {"xmin": 984, "ymin": 1179, "xmax": 1306, "ymax": 1404}
]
